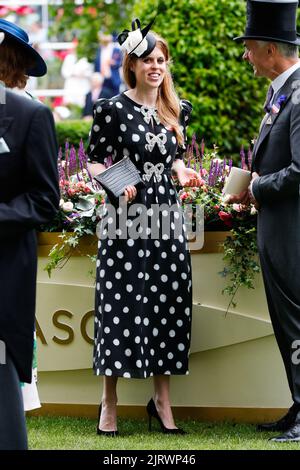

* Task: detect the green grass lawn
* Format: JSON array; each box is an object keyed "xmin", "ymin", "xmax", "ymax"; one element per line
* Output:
[{"xmin": 26, "ymin": 416, "xmax": 300, "ymax": 450}]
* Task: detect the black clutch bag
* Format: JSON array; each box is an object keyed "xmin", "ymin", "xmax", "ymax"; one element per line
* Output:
[{"xmin": 94, "ymin": 156, "xmax": 145, "ymax": 204}]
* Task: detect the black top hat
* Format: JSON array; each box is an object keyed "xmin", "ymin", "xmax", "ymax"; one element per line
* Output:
[
  {"xmin": 234, "ymin": 0, "xmax": 300, "ymax": 46},
  {"xmin": 0, "ymin": 18, "xmax": 47, "ymax": 76},
  {"xmin": 118, "ymin": 18, "xmax": 156, "ymax": 58}
]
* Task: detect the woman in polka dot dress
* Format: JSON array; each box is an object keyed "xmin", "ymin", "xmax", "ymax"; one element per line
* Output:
[{"xmin": 87, "ymin": 20, "xmax": 202, "ymax": 435}]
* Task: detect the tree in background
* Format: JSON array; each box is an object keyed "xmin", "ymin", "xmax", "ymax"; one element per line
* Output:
[{"xmin": 49, "ymin": 0, "xmax": 134, "ymax": 61}]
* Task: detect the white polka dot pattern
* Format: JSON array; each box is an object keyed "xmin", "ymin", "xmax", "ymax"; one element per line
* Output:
[{"xmin": 90, "ymin": 94, "xmax": 192, "ymax": 379}]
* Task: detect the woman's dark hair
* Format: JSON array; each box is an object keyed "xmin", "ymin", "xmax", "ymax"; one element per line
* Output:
[{"xmin": 0, "ymin": 36, "xmax": 35, "ymax": 88}]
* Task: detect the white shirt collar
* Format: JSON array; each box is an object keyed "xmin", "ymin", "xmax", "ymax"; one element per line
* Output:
[{"xmin": 272, "ymin": 60, "xmax": 300, "ymax": 96}]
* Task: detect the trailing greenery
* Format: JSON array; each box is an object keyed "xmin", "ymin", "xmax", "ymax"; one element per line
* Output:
[
  {"xmin": 27, "ymin": 416, "xmax": 300, "ymax": 450},
  {"xmin": 55, "ymin": 120, "xmax": 91, "ymax": 148},
  {"xmin": 133, "ymin": 0, "xmax": 269, "ymax": 155},
  {"xmin": 221, "ymin": 226, "xmax": 260, "ymax": 313}
]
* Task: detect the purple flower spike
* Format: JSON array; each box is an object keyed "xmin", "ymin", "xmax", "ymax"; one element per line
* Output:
[
  {"xmin": 69, "ymin": 146, "xmax": 77, "ymax": 177},
  {"xmin": 247, "ymin": 146, "xmax": 253, "ymax": 169},
  {"xmin": 64, "ymin": 141, "xmax": 70, "ymax": 179},
  {"xmin": 208, "ymin": 161, "xmax": 214, "ymax": 187},
  {"xmin": 199, "ymin": 158, "xmax": 202, "ymax": 173},
  {"xmin": 221, "ymin": 159, "xmax": 227, "ymax": 183},
  {"xmin": 214, "ymin": 160, "xmax": 219, "ymax": 185},
  {"xmin": 78, "ymin": 140, "xmax": 85, "ymax": 166},
  {"xmin": 187, "ymin": 155, "xmax": 191, "ymax": 168}
]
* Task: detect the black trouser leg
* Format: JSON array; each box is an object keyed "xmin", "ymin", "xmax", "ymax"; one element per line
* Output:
[
  {"xmin": 260, "ymin": 254, "xmax": 300, "ymax": 405},
  {"xmin": 0, "ymin": 351, "xmax": 28, "ymax": 450}
]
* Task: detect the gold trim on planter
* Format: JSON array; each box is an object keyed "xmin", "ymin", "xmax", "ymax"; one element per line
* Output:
[
  {"xmin": 37, "ymin": 231, "xmax": 231, "ymax": 257},
  {"xmin": 28, "ymin": 404, "xmax": 287, "ymax": 423},
  {"xmin": 37, "ymin": 233, "xmax": 97, "ymax": 257},
  {"xmin": 193, "ymin": 231, "xmax": 231, "ymax": 254}
]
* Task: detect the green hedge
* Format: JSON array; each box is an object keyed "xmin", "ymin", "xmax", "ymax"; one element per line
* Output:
[
  {"xmin": 133, "ymin": 0, "xmax": 269, "ymax": 156},
  {"xmin": 55, "ymin": 120, "xmax": 91, "ymax": 149}
]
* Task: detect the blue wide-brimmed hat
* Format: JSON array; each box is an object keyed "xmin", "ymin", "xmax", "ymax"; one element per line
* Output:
[{"xmin": 0, "ymin": 18, "xmax": 47, "ymax": 77}]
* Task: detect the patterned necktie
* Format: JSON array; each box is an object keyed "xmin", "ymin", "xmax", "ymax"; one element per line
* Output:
[{"xmin": 263, "ymin": 85, "xmax": 274, "ymax": 114}]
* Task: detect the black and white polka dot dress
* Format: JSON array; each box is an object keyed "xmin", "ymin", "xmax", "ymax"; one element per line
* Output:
[{"xmin": 87, "ymin": 93, "xmax": 193, "ymax": 379}]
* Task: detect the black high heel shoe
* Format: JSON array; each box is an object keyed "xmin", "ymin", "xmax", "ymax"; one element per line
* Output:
[
  {"xmin": 146, "ymin": 398, "xmax": 186, "ymax": 434},
  {"xmin": 96, "ymin": 404, "xmax": 119, "ymax": 437}
]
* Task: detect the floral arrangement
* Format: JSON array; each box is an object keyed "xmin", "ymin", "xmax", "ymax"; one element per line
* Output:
[
  {"xmin": 177, "ymin": 137, "xmax": 260, "ymax": 311},
  {"xmin": 42, "ymin": 137, "xmax": 260, "ymax": 311},
  {"xmin": 41, "ymin": 141, "xmax": 105, "ymax": 276}
]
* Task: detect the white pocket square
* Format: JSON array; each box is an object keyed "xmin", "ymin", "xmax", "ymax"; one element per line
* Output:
[
  {"xmin": 266, "ymin": 116, "xmax": 273, "ymax": 125},
  {"xmin": 0, "ymin": 137, "xmax": 10, "ymax": 154}
]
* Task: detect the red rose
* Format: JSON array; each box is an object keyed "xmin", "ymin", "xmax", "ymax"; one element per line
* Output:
[{"xmin": 218, "ymin": 211, "xmax": 233, "ymax": 228}]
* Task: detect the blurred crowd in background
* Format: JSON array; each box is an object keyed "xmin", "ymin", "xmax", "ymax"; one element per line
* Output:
[{"xmin": 0, "ymin": 3, "xmax": 125, "ymax": 122}]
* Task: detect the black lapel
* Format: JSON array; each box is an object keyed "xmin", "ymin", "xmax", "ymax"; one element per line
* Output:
[
  {"xmin": 0, "ymin": 117, "xmax": 14, "ymax": 138},
  {"xmin": 252, "ymin": 68, "xmax": 300, "ymax": 168}
]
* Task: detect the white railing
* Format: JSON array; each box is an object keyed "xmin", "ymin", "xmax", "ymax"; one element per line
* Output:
[{"xmin": 31, "ymin": 89, "xmax": 66, "ymax": 97}]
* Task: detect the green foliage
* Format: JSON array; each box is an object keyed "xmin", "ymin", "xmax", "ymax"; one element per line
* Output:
[
  {"xmin": 55, "ymin": 120, "xmax": 91, "ymax": 148},
  {"xmin": 133, "ymin": 0, "xmax": 269, "ymax": 155},
  {"xmin": 178, "ymin": 141, "xmax": 259, "ymax": 310},
  {"xmin": 221, "ymin": 226, "xmax": 260, "ymax": 313},
  {"xmin": 44, "ymin": 230, "xmax": 96, "ymax": 278},
  {"xmin": 49, "ymin": 0, "xmax": 134, "ymax": 61}
]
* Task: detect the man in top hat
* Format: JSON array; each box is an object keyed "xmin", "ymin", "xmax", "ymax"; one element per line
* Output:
[
  {"xmin": 231, "ymin": 0, "xmax": 300, "ymax": 442},
  {"xmin": 0, "ymin": 19, "xmax": 59, "ymax": 449}
]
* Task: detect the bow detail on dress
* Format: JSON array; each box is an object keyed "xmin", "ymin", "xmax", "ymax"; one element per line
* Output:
[
  {"xmin": 143, "ymin": 162, "xmax": 165, "ymax": 182},
  {"xmin": 145, "ymin": 132, "xmax": 167, "ymax": 155},
  {"xmin": 141, "ymin": 106, "xmax": 160, "ymax": 125}
]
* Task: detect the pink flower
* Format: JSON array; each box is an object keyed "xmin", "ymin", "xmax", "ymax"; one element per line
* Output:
[
  {"xmin": 75, "ymin": 6, "xmax": 84, "ymax": 15},
  {"xmin": 0, "ymin": 7, "xmax": 9, "ymax": 16},
  {"xmin": 180, "ymin": 192, "xmax": 189, "ymax": 200},
  {"xmin": 232, "ymin": 203, "xmax": 243, "ymax": 213}
]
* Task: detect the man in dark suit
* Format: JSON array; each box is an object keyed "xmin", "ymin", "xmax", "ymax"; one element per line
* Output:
[
  {"xmin": 232, "ymin": 0, "xmax": 300, "ymax": 442},
  {"xmin": 0, "ymin": 19, "xmax": 59, "ymax": 450}
]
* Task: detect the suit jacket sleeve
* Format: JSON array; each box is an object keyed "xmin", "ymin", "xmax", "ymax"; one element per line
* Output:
[
  {"xmin": 0, "ymin": 105, "xmax": 60, "ymax": 239},
  {"xmin": 252, "ymin": 104, "xmax": 300, "ymax": 203}
]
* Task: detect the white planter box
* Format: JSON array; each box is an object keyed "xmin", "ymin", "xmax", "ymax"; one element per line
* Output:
[{"xmin": 34, "ymin": 232, "xmax": 291, "ymax": 421}]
